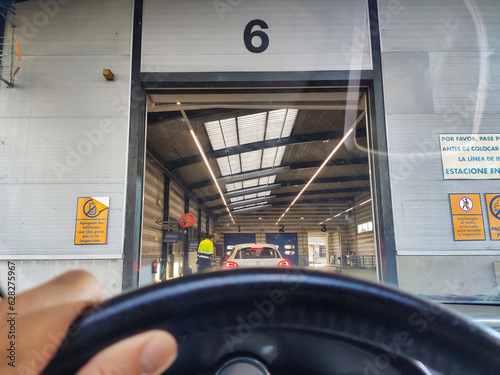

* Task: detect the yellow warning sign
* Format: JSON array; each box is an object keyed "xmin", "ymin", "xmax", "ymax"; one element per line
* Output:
[
  {"xmin": 449, "ymin": 194, "xmax": 485, "ymax": 241},
  {"xmin": 75, "ymin": 197, "xmax": 109, "ymax": 245},
  {"xmin": 485, "ymin": 194, "xmax": 500, "ymax": 240}
]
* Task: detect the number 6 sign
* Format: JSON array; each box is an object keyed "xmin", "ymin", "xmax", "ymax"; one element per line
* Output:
[{"xmin": 244, "ymin": 19, "xmax": 269, "ymax": 53}]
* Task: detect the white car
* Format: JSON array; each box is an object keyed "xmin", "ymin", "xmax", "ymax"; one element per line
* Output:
[{"xmin": 224, "ymin": 243, "xmax": 290, "ymax": 269}]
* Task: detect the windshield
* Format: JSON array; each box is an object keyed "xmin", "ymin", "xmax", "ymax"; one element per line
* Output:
[
  {"xmin": 236, "ymin": 247, "xmax": 280, "ymax": 259},
  {"xmin": 0, "ymin": 0, "xmax": 499, "ymax": 313}
]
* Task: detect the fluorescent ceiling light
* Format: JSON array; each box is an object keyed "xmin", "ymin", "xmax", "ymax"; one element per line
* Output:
[
  {"xmin": 275, "ymin": 111, "xmax": 365, "ymax": 225},
  {"xmin": 275, "ymin": 127, "xmax": 355, "ymax": 225},
  {"xmin": 182, "ymin": 110, "xmax": 235, "ymax": 224}
]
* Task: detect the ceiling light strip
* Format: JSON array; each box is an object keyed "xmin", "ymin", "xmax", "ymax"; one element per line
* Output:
[
  {"xmin": 275, "ymin": 126, "xmax": 356, "ymax": 225},
  {"xmin": 182, "ymin": 110, "xmax": 235, "ymax": 224},
  {"xmin": 319, "ymin": 198, "xmax": 372, "ymax": 225}
]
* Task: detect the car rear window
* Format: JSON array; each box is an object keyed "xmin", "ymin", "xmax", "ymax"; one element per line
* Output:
[{"xmin": 237, "ymin": 247, "xmax": 278, "ymax": 259}]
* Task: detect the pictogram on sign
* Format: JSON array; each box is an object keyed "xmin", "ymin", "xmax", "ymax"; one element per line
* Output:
[
  {"xmin": 83, "ymin": 199, "xmax": 100, "ymax": 218},
  {"xmin": 449, "ymin": 194, "xmax": 485, "ymax": 241},
  {"xmin": 458, "ymin": 196, "xmax": 474, "ymax": 213},
  {"xmin": 485, "ymin": 194, "xmax": 500, "ymax": 240},
  {"xmin": 490, "ymin": 195, "xmax": 500, "ymax": 220},
  {"xmin": 75, "ymin": 197, "xmax": 109, "ymax": 245}
]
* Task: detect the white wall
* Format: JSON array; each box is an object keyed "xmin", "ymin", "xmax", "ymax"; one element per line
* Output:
[
  {"xmin": 0, "ymin": 0, "xmax": 133, "ymax": 293},
  {"xmin": 379, "ymin": 0, "xmax": 500, "ymax": 294}
]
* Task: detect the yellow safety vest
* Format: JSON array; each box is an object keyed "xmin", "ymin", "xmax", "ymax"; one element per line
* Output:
[{"xmin": 198, "ymin": 239, "xmax": 213, "ymax": 259}]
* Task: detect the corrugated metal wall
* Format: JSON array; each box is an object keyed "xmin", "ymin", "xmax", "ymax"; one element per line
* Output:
[
  {"xmin": 168, "ymin": 180, "xmax": 184, "ymax": 255},
  {"xmin": 142, "ymin": 159, "xmax": 164, "ymax": 257},
  {"xmin": 380, "ymin": 0, "xmax": 500, "ymax": 254},
  {"xmin": 0, "ymin": 0, "xmax": 132, "ymax": 292},
  {"xmin": 330, "ymin": 232, "xmax": 342, "ymax": 264},
  {"xmin": 380, "ymin": 0, "xmax": 500, "ymax": 294},
  {"xmin": 354, "ymin": 192, "xmax": 374, "ymax": 256},
  {"xmin": 169, "ymin": 180, "xmax": 185, "ymax": 222}
]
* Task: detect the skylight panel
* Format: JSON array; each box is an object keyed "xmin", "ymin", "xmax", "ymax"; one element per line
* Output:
[
  {"xmin": 227, "ymin": 154, "xmax": 241, "ymax": 175},
  {"xmin": 205, "ymin": 109, "xmax": 299, "ymax": 201},
  {"xmin": 219, "ymin": 118, "xmax": 238, "ymax": 148},
  {"xmin": 259, "ymin": 176, "xmax": 270, "ymax": 185},
  {"xmin": 257, "ymin": 191, "xmax": 272, "ymax": 197},
  {"xmin": 216, "ymin": 158, "xmax": 232, "ymax": 176},
  {"xmin": 265, "ymin": 109, "xmax": 287, "ymax": 140},
  {"xmin": 216, "ymin": 154, "xmax": 241, "ymax": 177},
  {"xmin": 204, "ymin": 121, "xmax": 226, "ymax": 150},
  {"xmin": 205, "ymin": 118, "xmax": 238, "ymax": 151},
  {"xmin": 243, "ymin": 193, "xmax": 258, "ymax": 200},
  {"xmin": 282, "ymin": 109, "xmax": 298, "ymax": 137},
  {"xmin": 238, "ymin": 112, "xmax": 267, "ymax": 145},
  {"xmin": 241, "ymin": 150, "xmax": 262, "ymax": 172},
  {"xmin": 261, "ymin": 148, "xmax": 277, "ymax": 169},
  {"xmin": 265, "ymin": 109, "xmax": 297, "ymax": 140},
  {"xmin": 258, "ymin": 175, "xmax": 277, "ymax": 185},
  {"xmin": 273, "ymin": 146, "xmax": 286, "ymax": 166},
  {"xmin": 243, "ymin": 179, "xmax": 259, "ymax": 188},
  {"xmin": 225, "ymin": 181, "xmax": 243, "ymax": 192},
  {"xmin": 261, "ymin": 146, "xmax": 286, "ymax": 169}
]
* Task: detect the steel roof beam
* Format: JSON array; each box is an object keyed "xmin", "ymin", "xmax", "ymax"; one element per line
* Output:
[
  {"xmin": 191, "ymin": 159, "xmax": 368, "ymax": 190},
  {"xmin": 218, "ymin": 166, "xmax": 290, "ymax": 185},
  {"xmin": 281, "ymin": 175, "xmax": 370, "ymax": 187},
  {"xmin": 225, "ymin": 184, "xmax": 282, "ymax": 198},
  {"xmin": 205, "ymin": 184, "xmax": 369, "ymax": 202},
  {"xmin": 210, "ymin": 195, "xmax": 354, "ymax": 213},
  {"xmin": 165, "ymin": 129, "xmax": 367, "ymax": 170},
  {"xmin": 228, "ymin": 196, "xmax": 276, "ymax": 208},
  {"xmin": 275, "ymin": 187, "xmax": 370, "ymax": 198},
  {"xmin": 289, "ymin": 157, "xmax": 368, "ymax": 170}
]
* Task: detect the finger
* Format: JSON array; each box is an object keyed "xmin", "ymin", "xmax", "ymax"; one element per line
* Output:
[
  {"xmin": 1, "ymin": 300, "xmax": 94, "ymax": 375},
  {"xmin": 0, "ymin": 270, "xmax": 105, "ymax": 316},
  {"xmin": 76, "ymin": 330, "xmax": 178, "ymax": 375}
]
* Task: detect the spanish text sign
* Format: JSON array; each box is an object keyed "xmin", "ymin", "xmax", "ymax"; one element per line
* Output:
[
  {"xmin": 485, "ymin": 194, "xmax": 500, "ymax": 240},
  {"xmin": 449, "ymin": 194, "xmax": 485, "ymax": 241},
  {"xmin": 75, "ymin": 197, "xmax": 109, "ymax": 245},
  {"xmin": 440, "ymin": 134, "xmax": 500, "ymax": 179}
]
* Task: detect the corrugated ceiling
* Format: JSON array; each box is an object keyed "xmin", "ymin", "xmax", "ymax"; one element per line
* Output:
[{"xmin": 204, "ymin": 109, "xmax": 298, "ymax": 211}]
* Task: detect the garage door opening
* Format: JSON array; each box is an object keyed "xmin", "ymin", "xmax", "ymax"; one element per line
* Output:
[{"xmin": 139, "ymin": 88, "xmax": 378, "ymax": 285}]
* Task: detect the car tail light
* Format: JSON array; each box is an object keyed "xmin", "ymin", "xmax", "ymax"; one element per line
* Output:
[
  {"xmin": 278, "ymin": 260, "xmax": 290, "ymax": 268},
  {"xmin": 224, "ymin": 261, "xmax": 239, "ymax": 268},
  {"xmin": 251, "ymin": 246, "xmax": 264, "ymax": 250}
]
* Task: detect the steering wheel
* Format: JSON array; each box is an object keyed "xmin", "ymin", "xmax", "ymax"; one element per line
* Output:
[{"xmin": 41, "ymin": 268, "xmax": 500, "ymax": 375}]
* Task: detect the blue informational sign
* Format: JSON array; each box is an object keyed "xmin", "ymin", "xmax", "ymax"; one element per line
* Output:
[{"xmin": 266, "ymin": 233, "xmax": 299, "ymax": 266}]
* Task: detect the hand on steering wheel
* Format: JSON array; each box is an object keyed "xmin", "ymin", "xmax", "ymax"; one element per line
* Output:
[
  {"xmin": 5, "ymin": 269, "xmax": 500, "ymax": 375},
  {"xmin": 0, "ymin": 271, "xmax": 177, "ymax": 375},
  {"xmin": 37, "ymin": 268, "xmax": 500, "ymax": 375}
]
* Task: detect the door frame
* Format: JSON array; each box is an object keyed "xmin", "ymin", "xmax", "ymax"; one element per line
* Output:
[{"xmin": 123, "ymin": 0, "xmax": 397, "ymax": 289}]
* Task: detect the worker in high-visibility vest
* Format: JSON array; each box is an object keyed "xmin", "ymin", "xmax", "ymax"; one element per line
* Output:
[{"xmin": 197, "ymin": 233, "xmax": 214, "ymax": 272}]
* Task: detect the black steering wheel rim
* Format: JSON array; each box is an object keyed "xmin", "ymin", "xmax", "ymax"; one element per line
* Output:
[{"xmin": 42, "ymin": 268, "xmax": 500, "ymax": 374}]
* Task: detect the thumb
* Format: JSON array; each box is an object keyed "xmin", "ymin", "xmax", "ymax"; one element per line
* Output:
[{"xmin": 76, "ymin": 330, "xmax": 178, "ymax": 375}]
